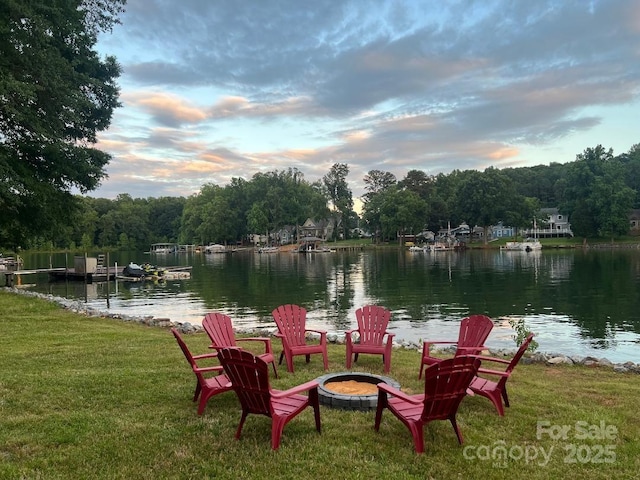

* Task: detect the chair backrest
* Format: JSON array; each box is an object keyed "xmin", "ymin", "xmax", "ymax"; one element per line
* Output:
[
  {"xmin": 171, "ymin": 328, "xmax": 205, "ymax": 380},
  {"xmin": 272, "ymin": 304, "xmax": 308, "ymax": 347},
  {"xmin": 502, "ymin": 333, "xmax": 535, "ymax": 378},
  {"xmin": 456, "ymin": 315, "xmax": 494, "ymax": 354},
  {"xmin": 355, "ymin": 305, "xmax": 391, "ymax": 346},
  {"xmin": 172, "ymin": 327, "xmax": 196, "ymax": 365},
  {"xmin": 217, "ymin": 347, "xmax": 272, "ymax": 415},
  {"xmin": 202, "ymin": 312, "xmax": 238, "ymax": 348},
  {"xmin": 421, "ymin": 356, "xmax": 480, "ymax": 423}
]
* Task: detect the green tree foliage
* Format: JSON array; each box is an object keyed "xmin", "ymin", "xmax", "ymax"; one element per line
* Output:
[
  {"xmin": 361, "ymin": 169, "xmax": 396, "ymax": 242},
  {"xmin": 379, "ymin": 187, "xmax": 428, "ymax": 243},
  {"xmin": 618, "ymin": 143, "xmax": 640, "ymax": 208},
  {"xmin": 247, "ymin": 202, "xmax": 269, "ymax": 241},
  {"xmin": 361, "ymin": 190, "xmax": 384, "ymax": 242},
  {"xmin": 397, "ymin": 169, "xmax": 433, "ymax": 199},
  {"xmin": 99, "ymin": 194, "xmax": 151, "ymax": 250},
  {"xmin": 0, "ymin": 0, "xmax": 125, "ymax": 248},
  {"xmin": 323, "ymin": 163, "xmax": 355, "ymax": 239},
  {"xmin": 180, "ymin": 168, "xmax": 329, "ymax": 246},
  {"xmin": 502, "ymin": 163, "xmax": 568, "ymax": 207},
  {"xmin": 560, "ymin": 145, "xmax": 635, "ymax": 238},
  {"xmin": 399, "ymin": 170, "xmax": 453, "ymax": 232},
  {"xmin": 454, "ymin": 168, "xmax": 527, "ymax": 244},
  {"xmin": 148, "ymin": 197, "xmax": 185, "ymax": 243},
  {"xmin": 362, "ymin": 169, "xmax": 396, "ymax": 202}
]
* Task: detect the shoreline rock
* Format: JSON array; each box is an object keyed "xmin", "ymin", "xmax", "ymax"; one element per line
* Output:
[{"xmin": 4, "ymin": 286, "xmax": 639, "ymax": 374}]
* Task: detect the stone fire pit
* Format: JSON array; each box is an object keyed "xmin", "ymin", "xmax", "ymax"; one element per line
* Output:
[{"xmin": 316, "ymin": 372, "xmax": 401, "ymax": 411}]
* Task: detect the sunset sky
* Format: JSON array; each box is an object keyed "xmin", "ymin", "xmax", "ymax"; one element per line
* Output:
[{"xmin": 93, "ymin": 0, "xmax": 640, "ymax": 208}]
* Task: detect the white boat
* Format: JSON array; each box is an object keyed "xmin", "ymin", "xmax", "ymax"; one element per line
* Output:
[
  {"xmin": 204, "ymin": 243, "xmax": 228, "ymax": 254},
  {"xmin": 257, "ymin": 246, "xmax": 280, "ymax": 253},
  {"xmin": 502, "ymin": 238, "xmax": 542, "ymax": 252},
  {"xmin": 429, "ymin": 242, "xmax": 454, "ymax": 252}
]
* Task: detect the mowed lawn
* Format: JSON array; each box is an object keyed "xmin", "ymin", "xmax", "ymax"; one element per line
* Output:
[{"xmin": 1, "ymin": 291, "xmax": 638, "ymax": 480}]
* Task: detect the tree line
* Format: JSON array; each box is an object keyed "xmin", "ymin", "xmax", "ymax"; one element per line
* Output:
[{"xmin": 3, "ymin": 143, "xmax": 638, "ymax": 252}]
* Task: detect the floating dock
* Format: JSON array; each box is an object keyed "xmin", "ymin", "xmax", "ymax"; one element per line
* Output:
[{"xmin": 4, "ymin": 265, "xmax": 191, "ymax": 287}]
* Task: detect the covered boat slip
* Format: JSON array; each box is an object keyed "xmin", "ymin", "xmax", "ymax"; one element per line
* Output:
[
  {"xmin": 295, "ymin": 237, "xmax": 335, "ymax": 253},
  {"xmin": 148, "ymin": 243, "xmax": 177, "ymax": 254},
  {"xmin": 148, "ymin": 244, "xmax": 199, "ymax": 254}
]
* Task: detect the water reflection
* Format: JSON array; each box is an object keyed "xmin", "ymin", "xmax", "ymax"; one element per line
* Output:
[{"xmin": 12, "ymin": 248, "xmax": 640, "ymax": 362}]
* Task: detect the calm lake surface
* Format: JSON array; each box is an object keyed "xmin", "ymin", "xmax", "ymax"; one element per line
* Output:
[{"xmin": 13, "ymin": 248, "xmax": 640, "ymax": 363}]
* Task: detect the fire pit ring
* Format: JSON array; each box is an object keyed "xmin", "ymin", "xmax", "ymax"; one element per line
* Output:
[{"xmin": 316, "ymin": 372, "xmax": 401, "ymax": 411}]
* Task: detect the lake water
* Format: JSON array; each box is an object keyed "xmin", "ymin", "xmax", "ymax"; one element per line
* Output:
[{"xmin": 11, "ymin": 248, "xmax": 640, "ymax": 363}]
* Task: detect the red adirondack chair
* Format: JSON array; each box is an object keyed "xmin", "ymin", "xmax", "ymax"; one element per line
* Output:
[
  {"xmin": 202, "ymin": 312, "xmax": 278, "ymax": 377},
  {"xmin": 419, "ymin": 314, "xmax": 494, "ymax": 379},
  {"xmin": 345, "ymin": 305, "xmax": 395, "ymax": 373},
  {"xmin": 271, "ymin": 304, "xmax": 328, "ymax": 373},
  {"xmin": 217, "ymin": 347, "xmax": 322, "ymax": 450},
  {"xmin": 468, "ymin": 333, "xmax": 535, "ymax": 416},
  {"xmin": 375, "ymin": 356, "xmax": 480, "ymax": 453},
  {"xmin": 171, "ymin": 328, "xmax": 233, "ymax": 415}
]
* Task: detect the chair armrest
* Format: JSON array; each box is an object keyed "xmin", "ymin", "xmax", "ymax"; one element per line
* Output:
[
  {"xmin": 306, "ymin": 328, "xmax": 327, "ymax": 336},
  {"xmin": 422, "ymin": 340, "xmax": 456, "ymax": 357},
  {"xmin": 477, "ymin": 367, "xmax": 510, "ymax": 377},
  {"xmin": 306, "ymin": 329, "xmax": 327, "ymax": 344},
  {"xmin": 236, "ymin": 337, "xmax": 273, "ymax": 354},
  {"xmin": 194, "ymin": 365, "xmax": 224, "ymax": 374},
  {"xmin": 468, "ymin": 355, "xmax": 511, "ymax": 366},
  {"xmin": 377, "ymin": 382, "xmax": 421, "ymax": 404},
  {"xmin": 271, "ymin": 380, "xmax": 319, "ymax": 399},
  {"xmin": 193, "ymin": 352, "xmax": 218, "ymax": 360}
]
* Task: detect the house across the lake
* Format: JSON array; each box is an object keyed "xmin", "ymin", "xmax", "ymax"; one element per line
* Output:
[{"xmin": 527, "ymin": 208, "xmax": 573, "ymax": 238}]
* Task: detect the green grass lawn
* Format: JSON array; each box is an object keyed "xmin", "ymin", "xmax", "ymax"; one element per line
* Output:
[{"xmin": 1, "ymin": 291, "xmax": 638, "ymax": 479}]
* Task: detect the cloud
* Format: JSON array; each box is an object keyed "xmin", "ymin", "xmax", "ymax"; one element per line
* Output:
[{"xmin": 92, "ymin": 0, "xmax": 640, "ymax": 202}]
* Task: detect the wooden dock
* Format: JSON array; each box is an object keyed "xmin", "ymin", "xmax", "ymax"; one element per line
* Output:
[
  {"xmin": 3, "ymin": 265, "xmax": 192, "ymax": 287},
  {"xmin": 3, "ymin": 267, "xmax": 118, "ymax": 287}
]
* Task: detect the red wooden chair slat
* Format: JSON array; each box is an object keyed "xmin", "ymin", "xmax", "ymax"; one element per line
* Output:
[
  {"xmin": 271, "ymin": 304, "xmax": 328, "ymax": 373},
  {"xmin": 345, "ymin": 305, "xmax": 395, "ymax": 373},
  {"xmin": 217, "ymin": 347, "xmax": 321, "ymax": 450},
  {"xmin": 419, "ymin": 314, "xmax": 494, "ymax": 378},
  {"xmin": 171, "ymin": 328, "xmax": 232, "ymax": 415},
  {"xmin": 468, "ymin": 333, "xmax": 535, "ymax": 416},
  {"xmin": 203, "ymin": 312, "xmax": 278, "ymax": 377},
  {"xmin": 375, "ymin": 356, "xmax": 480, "ymax": 453}
]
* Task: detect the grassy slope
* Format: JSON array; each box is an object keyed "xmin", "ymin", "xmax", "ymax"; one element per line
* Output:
[{"xmin": 1, "ymin": 291, "xmax": 638, "ymax": 480}]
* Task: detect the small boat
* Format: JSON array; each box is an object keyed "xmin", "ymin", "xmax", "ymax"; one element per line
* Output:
[
  {"xmin": 501, "ymin": 238, "xmax": 542, "ymax": 252},
  {"xmin": 257, "ymin": 246, "xmax": 280, "ymax": 253},
  {"xmin": 122, "ymin": 262, "xmax": 168, "ymax": 279},
  {"xmin": 429, "ymin": 241, "xmax": 454, "ymax": 252},
  {"xmin": 122, "ymin": 262, "xmax": 146, "ymax": 278}
]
